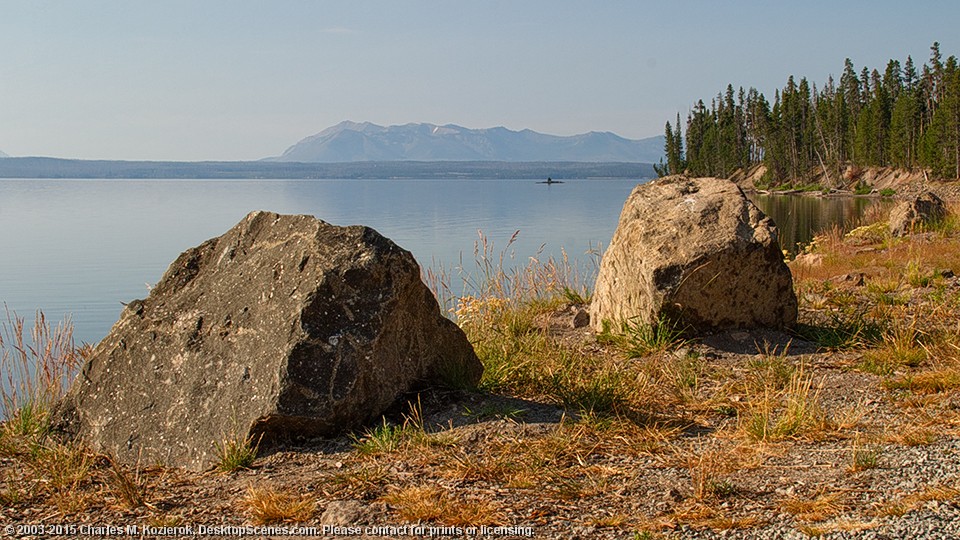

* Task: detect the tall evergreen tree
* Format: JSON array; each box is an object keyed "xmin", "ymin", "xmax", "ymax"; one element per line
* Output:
[{"xmin": 655, "ymin": 114, "xmax": 687, "ymax": 177}]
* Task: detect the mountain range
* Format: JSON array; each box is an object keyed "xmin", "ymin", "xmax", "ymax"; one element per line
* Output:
[{"xmin": 271, "ymin": 121, "xmax": 664, "ymax": 163}]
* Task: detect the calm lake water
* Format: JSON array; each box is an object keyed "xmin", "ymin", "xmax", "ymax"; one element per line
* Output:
[{"xmin": 0, "ymin": 178, "xmax": 886, "ymax": 347}]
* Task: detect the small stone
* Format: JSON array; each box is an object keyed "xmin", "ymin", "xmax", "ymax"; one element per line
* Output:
[
  {"xmin": 320, "ymin": 500, "xmax": 365, "ymax": 526},
  {"xmin": 571, "ymin": 308, "xmax": 590, "ymax": 328}
]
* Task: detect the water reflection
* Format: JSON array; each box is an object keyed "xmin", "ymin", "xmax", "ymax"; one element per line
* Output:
[{"xmin": 749, "ymin": 194, "xmax": 892, "ymax": 256}]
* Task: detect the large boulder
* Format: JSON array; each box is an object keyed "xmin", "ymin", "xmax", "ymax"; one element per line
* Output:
[
  {"xmin": 53, "ymin": 211, "xmax": 481, "ymax": 470},
  {"xmin": 889, "ymin": 192, "xmax": 947, "ymax": 237},
  {"xmin": 590, "ymin": 176, "xmax": 797, "ymax": 333}
]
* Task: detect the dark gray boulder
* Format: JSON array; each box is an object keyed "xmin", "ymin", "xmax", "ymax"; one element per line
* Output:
[{"xmin": 53, "ymin": 211, "xmax": 481, "ymax": 470}]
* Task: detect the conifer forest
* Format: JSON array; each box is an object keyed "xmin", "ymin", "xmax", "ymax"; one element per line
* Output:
[{"xmin": 657, "ymin": 43, "xmax": 960, "ymax": 184}]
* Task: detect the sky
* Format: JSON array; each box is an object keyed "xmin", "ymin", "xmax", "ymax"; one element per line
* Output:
[{"xmin": 1, "ymin": 1, "xmax": 958, "ymax": 161}]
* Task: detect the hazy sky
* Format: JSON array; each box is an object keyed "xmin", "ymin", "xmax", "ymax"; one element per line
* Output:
[{"xmin": 1, "ymin": 1, "xmax": 957, "ymax": 161}]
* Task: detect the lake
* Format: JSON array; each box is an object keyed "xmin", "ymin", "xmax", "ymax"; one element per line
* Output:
[{"xmin": 0, "ymin": 178, "xmax": 885, "ymax": 347}]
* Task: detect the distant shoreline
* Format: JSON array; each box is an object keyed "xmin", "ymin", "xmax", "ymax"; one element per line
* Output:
[{"xmin": 0, "ymin": 157, "xmax": 655, "ymax": 180}]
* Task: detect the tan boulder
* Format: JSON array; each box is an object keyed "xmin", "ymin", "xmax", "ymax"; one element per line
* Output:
[
  {"xmin": 889, "ymin": 192, "xmax": 947, "ymax": 237},
  {"xmin": 590, "ymin": 176, "xmax": 797, "ymax": 333}
]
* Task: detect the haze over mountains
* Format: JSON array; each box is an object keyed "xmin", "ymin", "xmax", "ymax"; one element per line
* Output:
[
  {"xmin": 272, "ymin": 122, "xmax": 664, "ymax": 163},
  {"xmin": 0, "ymin": 122, "xmax": 663, "ymax": 178}
]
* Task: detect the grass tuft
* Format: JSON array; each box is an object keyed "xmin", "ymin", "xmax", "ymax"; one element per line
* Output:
[
  {"xmin": 107, "ymin": 458, "xmax": 145, "ymax": 510},
  {"xmin": 240, "ymin": 486, "xmax": 316, "ymax": 525},
  {"xmin": 779, "ymin": 488, "xmax": 847, "ymax": 522},
  {"xmin": 214, "ymin": 432, "xmax": 261, "ymax": 472},
  {"xmin": 794, "ymin": 306, "xmax": 885, "ymax": 350},
  {"xmin": 1, "ymin": 309, "xmax": 81, "ymax": 440},
  {"xmin": 382, "ymin": 485, "xmax": 501, "ymax": 526},
  {"xmin": 599, "ymin": 316, "xmax": 688, "ymax": 359},
  {"xmin": 848, "ymin": 438, "xmax": 882, "ymax": 472},
  {"xmin": 742, "ymin": 364, "xmax": 830, "ymax": 442}
]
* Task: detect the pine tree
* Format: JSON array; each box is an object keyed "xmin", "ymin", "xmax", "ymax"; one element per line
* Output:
[
  {"xmin": 671, "ymin": 113, "xmax": 685, "ymax": 174},
  {"xmin": 655, "ymin": 114, "xmax": 687, "ymax": 177}
]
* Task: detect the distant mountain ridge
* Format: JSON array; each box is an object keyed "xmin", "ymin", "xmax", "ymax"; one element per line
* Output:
[
  {"xmin": 0, "ymin": 149, "xmax": 8, "ymax": 158},
  {"xmin": 0, "ymin": 157, "xmax": 656, "ymax": 180},
  {"xmin": 272, "ymin": 121, "xmax": 664, "ymax": 163}
]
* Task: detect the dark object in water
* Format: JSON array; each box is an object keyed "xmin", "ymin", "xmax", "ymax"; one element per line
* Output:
[{"xmin": 538, "ymin": 177, "xmax": 564, "ymax": 185}]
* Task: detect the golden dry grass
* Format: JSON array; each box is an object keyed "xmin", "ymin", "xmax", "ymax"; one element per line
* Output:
[
  {"xmin": 779, "ymin": 488, "xmax": 849, "ymax": 522},
  {"xmin": 239, "ymin": 486, "xmax": 316, "ymax": 525},
  {"xmin": 740, "ymin": 364, "xmax": 835, "ymax": 442},
  {"xmin": 876, "ymin": 484, "xmax": 960, "ymax": 517},
  {"xmin": 381, "ymin": 485, "xmax": 502, "ymax": 526}
]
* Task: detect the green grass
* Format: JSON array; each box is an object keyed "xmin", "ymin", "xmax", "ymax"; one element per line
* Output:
[
  {"xmin": 598, "ymin": 316, "xmax": 688, "ymax": 359},
  {"xmin": 473, "ymin": 322, "xmax": 638, "ymax": 415},
  {"xmin": 561, "ymin": 286, "xmax": 590, "ymax": 305},
  {"xmin": 746, "ymin": 344, "xmax": 796, "ymax": 392},
  {"xmin": 352, "ymin": 419, "xmax": 408, "ymax": 455},
  {"xmin": 351, "ymin": 398, "xmax": 457, "ymax": 456},
  {"xmin": 794, "ymin": 307, "xmax": 885, "ymax": 350},
  {"xmin": 546, "ymin": 359, "xmax": 631, "ymax": 415},
  {"xmin": 214, "ymin": 432, "xmax": 261, "ymax": 472},
  {"xmin": 742, "ymin": 365, "xmax": 830, "ymax": 442},
  {"xmin": 849, "ymin": 442, "xmax": 882, "ymax": 472},
  {"xmin": 461, "ymin": 403, "xmax": 527, "ymax": 421},
  {"xmin": 2, "ymin": 399, "xmax": 50, "ymax": 439}
]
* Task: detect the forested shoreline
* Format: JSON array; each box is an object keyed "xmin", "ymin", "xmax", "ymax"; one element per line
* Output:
[{"xmin": 657, "ymin": 42, "xmax": 960, "ymax": 185}]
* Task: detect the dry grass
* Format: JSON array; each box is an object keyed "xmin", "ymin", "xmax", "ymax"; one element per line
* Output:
[
  {"xmin": 884, "ymin": 422, "xmax": 937, "ymax": 446},
  {"xmin": 685, "ymin": 441, "xmax": 760, "ymax": 501},
  {"xmin": 438, "ymin": 414, "xmax": 675, "ymax": 498},
  {"xmin": 381, "ymin": 485, "xmax": 501, "ymax": 526},
  {"xmin": 1, "ymin": 309, "xmax": 82, "ymax": 432},
  {"xmin": 858, "ymin": 317, "xmax": 928, "ymax": 375},
  {"xmin": 847, "ymin": 437, "xmax": 883, "ymax": 472},
  {"xmin": 3, "ymin": 206, "xmax": 960, "ymax": 534},
  {"xmin": 666, "ymin": 501, "xmax": 765, "ymax": 531},
  {"xmin": 780, "ymin": 488, "xmax": 849, "ymax": 522},
  {"xmin": 884, "ymin": 368, "xmax": 960, "ymax": 394},
  {"xmin": 239, "ymin": 485, "xmax": 316, "ymax": 525},
  {"xmin": 464, "ymin": 300, "xmax": 647, "ymax": 415},
  {"xmin": 877, "ymin": 484, "xmax": 960, "ymax": 517},
  {"xmin": 107, "ymin": 457, "xmax": 146, "ymax": 511},
  {"xmin": 426, "ymin": 230, "xmax": 597, "ymax": 320},
  {"xmin": 351, "ymin": 398, "xmax": 459, "ymax": 457},
  {"xmin": 426, "ymin": 231, "xmax": 648, "ymax": 416},
  {"xmin": 741, "ymin": 364, "xmax": 833, "ymax": 442},
  {"xmin": 327, "ymin": 465, "xmax": 390, "ymax": 500}
]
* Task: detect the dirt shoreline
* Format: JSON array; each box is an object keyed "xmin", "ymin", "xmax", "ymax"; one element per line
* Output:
[{"xmin": 729, "ymin": 164, "xmax": 960, "ymax": 202}]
